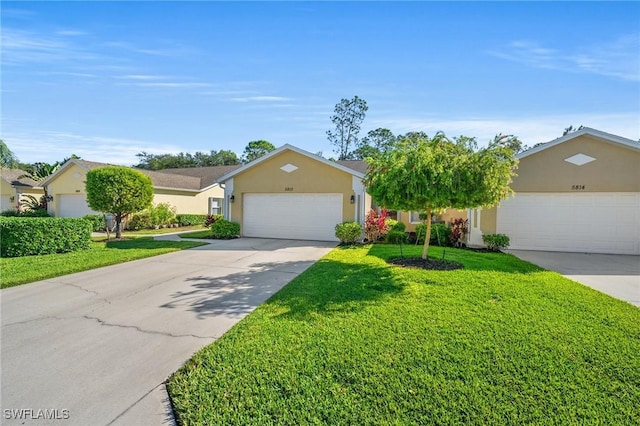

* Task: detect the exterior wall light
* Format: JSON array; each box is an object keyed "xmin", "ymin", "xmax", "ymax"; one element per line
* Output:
[
  {"xmin": 350, "ymin": 195, "xmax": 355, "ymax": 204},
  {"xmin": 230, "ymin": 195, "xmax": 235, "ymax": 203}
]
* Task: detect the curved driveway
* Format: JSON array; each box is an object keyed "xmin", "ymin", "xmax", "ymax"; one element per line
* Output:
[{"xmin": 1, "ymin": 238, "xmax": 335, "ymax": 425}]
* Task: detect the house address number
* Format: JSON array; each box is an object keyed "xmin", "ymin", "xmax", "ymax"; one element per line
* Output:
[
  {"xmin": 284, "ymin": 187, "xmax": 294, "ymax": 192},
  {"xmin": 571, "ymin": 185, "xmax": 586, "ymax": 190}
]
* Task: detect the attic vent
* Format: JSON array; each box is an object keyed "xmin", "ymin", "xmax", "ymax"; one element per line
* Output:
[
  {"xmin": 564, "ymin": 153, "xmax": 596, "ymax": 166},
  {"xmin": 280, "ymin": 163, "xmax": 298, "ymax": 173}
]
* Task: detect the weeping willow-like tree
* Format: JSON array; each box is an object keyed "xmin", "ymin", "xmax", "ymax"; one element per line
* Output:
[{"xmin": 364, "ymin": 132, "xmax": 519, "ymax": 259}]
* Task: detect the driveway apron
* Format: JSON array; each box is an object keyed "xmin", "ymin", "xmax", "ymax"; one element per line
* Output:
[{"xmin": 1, "ymin": 238, "xmax": 335, "ymax": 425}]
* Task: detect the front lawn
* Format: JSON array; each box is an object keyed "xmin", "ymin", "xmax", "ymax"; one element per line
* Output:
[
  {"xmin": 0, "ymin": 237, "xmax": 205, "ymax": 289},
  {"xmin": 168, "ymin": 244, "xmax": 640, "ymax": 425},
  {"xmin": 178, "ymin": 229, "xmax": 212, "ymax": 239}
]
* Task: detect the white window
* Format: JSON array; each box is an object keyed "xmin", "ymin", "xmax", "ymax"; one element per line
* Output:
[
  {"xmin": 410, "ymin": 211, "xmax": 422, "ymax": 223},
  {"xmin": 209, "ymin": 198, "xmax": 224, "ymax": 215}
]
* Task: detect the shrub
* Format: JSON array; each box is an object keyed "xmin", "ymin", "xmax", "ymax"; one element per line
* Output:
[
  {"xmin": 0, "ymin": 217, "xmax": 91, "ymax": 257},
  {"xmin": 205, "ymin": 214, "xmax": 224, "ymax": 227},
  {"xmin": 0, "ymin": 209, "xmax": 50, "ymax": 217},
  {"xmin": 83, "ymin": 214, "xmax": 106, "ymax": 232},
  {"xmin": 364, "ymin": 209, "xmax": 389, "ymax": 242},
  {"xmin": 482, "ymin": 233, "xmax": 510, "ymax": 251},
  {"xmin": 150, "ymin": 202, "xmax": 177, "ymax": 227},
  {"xmin": 385, "ymin": 230, "xmax": 408, "ymax": 244},
  {"xmin": 126, "ymin": 212, "xmax": 153, "ymax": 230},
  {"xmin": 414, "ymin": 223, "xmax": 451, "ymax": 246},
  {"xmin": 450, "ymin": 218, "xmax": 469, "ymax": 247},
  {"xmin": 335, "ymin": 222, "xmax": 362, "ymax": 244},
  {"xmin": 176, "ymin": 214, "xmax": 208, "ymax": 227},
  {"xmin": 387, "ymin": 219, "xmax": 406, "ymax": 232},
  {"xmin": 210, "ymin": 219, "xmax": 240, "ymax": 239},
  {"xmin": 430, "ymin": 223, "xmax": 452, "ymax": 247}
]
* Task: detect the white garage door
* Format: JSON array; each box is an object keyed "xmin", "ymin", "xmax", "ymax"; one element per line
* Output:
[
  {"xmin": 243, "ymin": 193, "xmax": 343, "ymax": 241},
  {"xmin": 58, "ymin": 194, "xmax": 99, "ymax": 218},
  {"xmin": 497, "ymin": 193, "xmax": 640, "ymax": 255}
]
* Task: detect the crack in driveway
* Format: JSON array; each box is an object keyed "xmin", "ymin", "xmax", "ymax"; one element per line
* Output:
[{"xmin": 82, "ymin": 314, "xmax": 217, "ymax": 340}]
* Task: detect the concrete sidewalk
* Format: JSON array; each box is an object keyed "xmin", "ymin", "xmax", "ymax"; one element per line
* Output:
[
  {"xmin": 1, "ymin": 238, "xmax": 336, "ymax": 425},
  {"xmin": 508, "ymin": 250, "xmax": 640, "ymax": 306}
]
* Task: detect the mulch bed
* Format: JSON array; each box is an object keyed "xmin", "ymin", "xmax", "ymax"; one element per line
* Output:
[{"xmin": 387, "ymin": 257, "xmax": 464, "ymax": 271}]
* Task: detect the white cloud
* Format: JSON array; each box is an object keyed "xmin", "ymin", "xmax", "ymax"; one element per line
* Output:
[
  {"xmin": 5, "ymin": 130, "xmax": 184, "ymax": 166},
  {"xmin": 490, "ymin": 33, "xmax": 640, "ymax": 81}
]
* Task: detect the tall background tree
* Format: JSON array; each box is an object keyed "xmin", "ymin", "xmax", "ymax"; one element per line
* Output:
[
  {"xmin": 0, "ymin": 139, "xmax": 19, "ymax": 168},
  {"xmin": 85, "ymin": 166, "xmax": 154, "ymax": 239},
  {"xmin": 364, "ymin": 132, "xmax": 519, "ymax": 259},
  {"xmin": 353, "ymin": 128, "xmax": 396, "ymax": 160},
  {"xmin": 327, "ymin": 96, "xmax": 368, "ymax": 160},
  {"xmin": 242, "ymin": 140, "xmax": 276, "ymax": 163},
  {"xmin": 135, "ymin": 150, "xmax": 240, "ymax": 170}
]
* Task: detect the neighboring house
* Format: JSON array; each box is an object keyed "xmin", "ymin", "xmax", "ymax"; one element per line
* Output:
[
  {"xmin": 0, "ymin": 168, "xmax": 45, "ymax": 212},
  {"xmin": 217, "ymin": 144, "xmax": 371, "ymax": 241},
  {"xmin": 469, "ymin": 127, "xmax": 640, "ymax": 255},
  {"xmin": 41, "ymin": 159, "xmax": 229, "ymax": 217}
]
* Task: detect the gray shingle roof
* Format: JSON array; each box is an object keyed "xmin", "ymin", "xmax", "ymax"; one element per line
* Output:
[
  {"xmin": 0, "ymin": 168, "xmax": 41, "ymax": 188},
  {"xmin": 336, "ymin": 160, "xmax": 368, "ymax": 174}
]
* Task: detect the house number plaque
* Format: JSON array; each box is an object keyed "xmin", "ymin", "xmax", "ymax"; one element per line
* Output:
[
  {"xmin": 571, "ymin": 185, "xmax": 586, "ymax": 190},
  {"xmin": 284, "ymin": 187, "xmax": 294, "ymax": 192}
]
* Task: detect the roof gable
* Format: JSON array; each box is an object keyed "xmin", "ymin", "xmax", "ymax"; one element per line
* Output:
[
  {"xmin": 217, "ymin": 144, "xmax": 365, "ymax": 183},
  {"xmin": 0, "ymin": 168, "xmax": 42, "ymax": 188},
  {"xmin": 518, "ymin": 127, "xmax": 640, "ymax": 160}
]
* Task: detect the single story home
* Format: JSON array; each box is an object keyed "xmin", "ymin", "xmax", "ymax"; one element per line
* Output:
[
  {"xmin": 469, "ymin": 127, "xmax": 639, "ymax": 255},
  {"xmin": 0, "ymin": 168, "xmax": 45, "ymax": 212},
  {"xmin": 217, "ymin": 144, "xmax": 372, "ymax": 241},
  {"xmin": 41, "ymin": 159, "xmax": 231, "ymax": 217}
]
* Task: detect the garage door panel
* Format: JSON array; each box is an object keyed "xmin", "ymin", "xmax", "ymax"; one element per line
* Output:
[
  {"xmin": 243, "ymin": 193, "xmax": 343, "ymax": 241},
  {"xmin": 59, "ymin": 194, "xmax": 99, "ymax": 218},
  {"xmin": 497, "ymin": 193, "xmax": 640, "ymax": 255}
]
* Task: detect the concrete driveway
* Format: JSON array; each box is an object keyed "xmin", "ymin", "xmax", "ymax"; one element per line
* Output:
[
  {"xmin": 508, "ymin": 250, "xmax": 640, "ymax": 306},
  {"xmin": 1, "ymin": 238, "xmax": 335, "ymax": 425}
]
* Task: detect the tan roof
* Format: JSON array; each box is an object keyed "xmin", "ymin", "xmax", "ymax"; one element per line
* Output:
[
  {"xmin": 0, "ymin": 168, "xmax": 41, "ymax": 188},
  {"xmin": 336, "ymin": 160, "xmax": 368, "ymax": 174},
  {"xmin": 72, "ymin": 160, "xmax": 211, "ymax": 191},
  {"xmin": 160, "ymin": 165, "xmax": 242, "ymax": 187}
]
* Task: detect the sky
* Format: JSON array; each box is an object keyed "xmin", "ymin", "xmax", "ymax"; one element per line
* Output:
[{"xmin": 2, "ymin": 1, "xmax": 639, "ymax": 166}]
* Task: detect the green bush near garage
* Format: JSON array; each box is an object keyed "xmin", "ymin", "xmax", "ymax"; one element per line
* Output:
[
  {"xmin": 210, "ymin": 219, "xmax": 240, "ymax": 239},
  {"xmin": 175, "ymin": 214, "xmax": 208, "ymax": 227},
  {"xmin": 0, "ymin": 217, "xmax": 92, "ymax": 257},
  {"xmin": 83, "ymin": 214, "xmax": 106, "ymax": 232}
]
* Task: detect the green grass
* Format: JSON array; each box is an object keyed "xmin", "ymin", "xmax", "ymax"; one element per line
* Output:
[
  {"xmin": 178, "ymin": 229, "xmax": 213, "ymax": 239},
  {"xmin": 108, "ymin": 225, "xmax": 205, "ymax": 236},
  {"xmin": 167, "ymin": 244, "xmax": 640, "ymax": 425},
  {"xmin": 0, "ymin": 237, "xmax": 205, "ymax": 289}
]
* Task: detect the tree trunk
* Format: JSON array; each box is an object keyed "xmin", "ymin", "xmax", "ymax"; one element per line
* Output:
[
  {"xmin": 115, "ymin": 213, "xmax": 122, "ymax": 239},
  {"xmin": 421, "ymin": 207, "xmax": 432, "ymax": 260}
]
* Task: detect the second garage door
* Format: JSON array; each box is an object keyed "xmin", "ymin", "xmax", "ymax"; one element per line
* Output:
[
  {"xmin": 243, "ymin": 193, "xmax": 343, "ymax": 241},
  {"xmin": 497, "ymin": 192, "xmax": 640, "ymax": 255}
]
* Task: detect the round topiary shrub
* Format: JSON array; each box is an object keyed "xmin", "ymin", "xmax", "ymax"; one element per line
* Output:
[
  {"xmin": 211, "ymin": 219, "xmax": 240, "ymax": 239},
  {"xmin": 385, "ymin": 229, "xmax": 408, "ymax": 244},
  {"xmin": 335, "ymin": 221, "xmax": 362, "ymax": 244}
]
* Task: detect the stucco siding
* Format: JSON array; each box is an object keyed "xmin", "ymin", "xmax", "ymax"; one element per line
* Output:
[
  {"xmin": 153, "ymin": 186, "xmax": 223, "ymax": 215},
  {"xmin": 229, "ymin": 150, "xmax": 356, "ymax": 224},
  {"xmin": 479, "ymin": 206, "xmax": 498, "ymax": 235},
  {"xmin": 513, "ymin": 134, "xmax": 640, "ymax": 193},
  {"xmin": 47, "ymin": 164, "xmax": 90, "ymax": 216}
]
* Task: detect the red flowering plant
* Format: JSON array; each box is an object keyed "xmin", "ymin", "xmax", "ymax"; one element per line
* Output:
[
  {"xmin": 364, "ymin": 208, "xmax": 389, "ymax": 242},
  {"xmin": 449, "ymin": 218, "xmax": 469, "ymax": 248}
]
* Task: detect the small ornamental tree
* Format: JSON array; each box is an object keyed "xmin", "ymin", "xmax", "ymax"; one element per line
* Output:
[
  {"xmin": 364, "ymin": 132, "xmax": 518, "ymax": 259},
  {"xmin": 85, "ymin": 166, "xmax": 154, "ymax": 238}
]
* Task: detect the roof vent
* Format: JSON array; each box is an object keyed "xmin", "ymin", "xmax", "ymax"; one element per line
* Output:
[
  {"xmin": 280, "ymin": 163, "xmax": 298, "ymax": 173},
  {"xmin": 564, "ymin": 153, "xmax": 596, "ymax": 166}
]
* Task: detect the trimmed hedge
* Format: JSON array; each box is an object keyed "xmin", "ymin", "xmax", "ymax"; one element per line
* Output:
[
  {"xmin": 0, "ymin": 217, "xmax": 92, "ymax": 257},
  {"xmin": 1, "ymin": 209, "xmax": 51, "ymax": 217},
  {"xmin": 335, "ymin": 221, "xmax": 362, "ymax": 244},
  {"xmin": 176, "ymin": 214, "xmax": 207, "ymax": 227},
  {"xmin": 482, "ymin": 233, "xmax": 510, "ymax": 251},
  {"xmin": 83, "ymin": 214, "xmax": 106, "ymax": 232},
  {"xmin": 210, "ymin": 219, "xmax": 240, "ymax": 239}
]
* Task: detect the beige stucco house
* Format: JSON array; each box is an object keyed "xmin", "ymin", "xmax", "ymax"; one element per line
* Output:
[
  {"xmin": 217, "ymin": 144, "xmax": 371, "ymax": 241},
  {"xmin": 468, "ymin": 127, "xmax": 640, "ymax": 255},
  {"xmin": 0, "ymin": 169, "xmax": 45, "ymax": 212},
  {"xmin": 42, "ymin": 159, "xmax": 229, "ymax": 217}
]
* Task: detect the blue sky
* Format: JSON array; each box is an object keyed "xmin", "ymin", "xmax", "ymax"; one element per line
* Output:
[{"xmin": 2, "ymin": 1, "xmax": 639, "ymax": 165}]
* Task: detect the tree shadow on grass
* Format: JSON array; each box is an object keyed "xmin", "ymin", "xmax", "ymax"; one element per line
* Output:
[
  {"xmin": 159, "ymin": 258, "xmax": 405, "ymax": 321},
  {"xmin": 366, "ymin": 244, "xmax": 544, "ymax": 274},
  {"xmin": 105, "ymin": 238, "xmax": 203, "ymax": 250}
]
